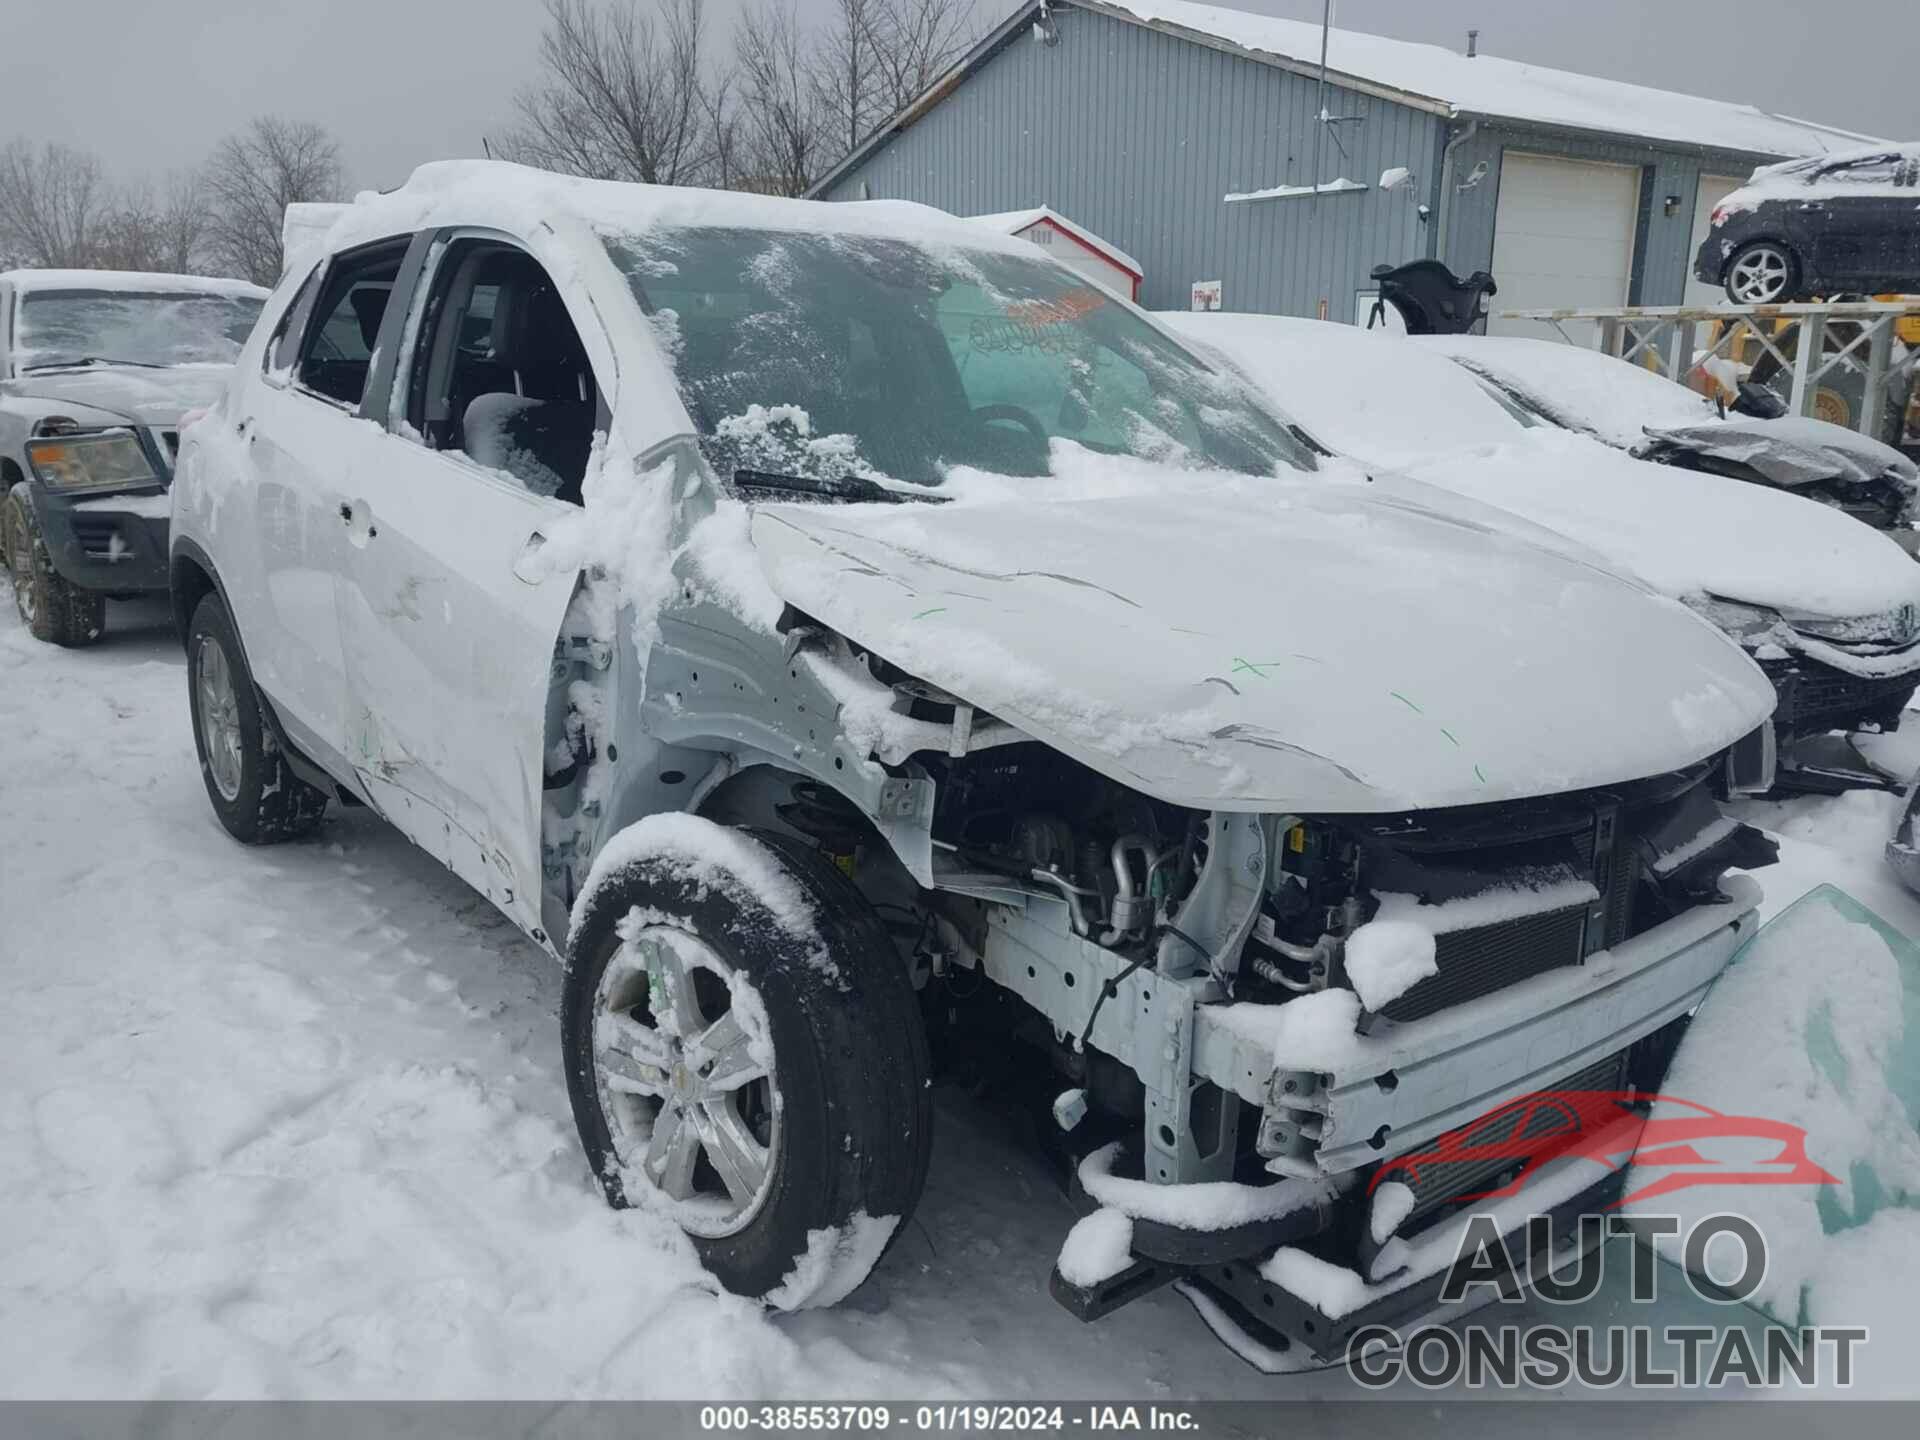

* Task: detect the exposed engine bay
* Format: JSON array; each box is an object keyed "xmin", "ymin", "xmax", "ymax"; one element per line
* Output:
[{"xmin": 707, "ymin": 642, "xmax": 1775, "ymax": 1158}]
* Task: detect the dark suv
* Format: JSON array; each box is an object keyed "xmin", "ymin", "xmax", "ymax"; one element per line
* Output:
[
  {"xmin": 1695, "ymin": 144, "xmax": 1920, "ymax": 305},
  {"xmin": 1, "ymin": 270, "xmax": 266, "ymax": 644}
]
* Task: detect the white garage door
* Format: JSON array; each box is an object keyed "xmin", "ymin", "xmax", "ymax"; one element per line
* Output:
[
  {"xmin": 1683, "ymin": 174, "xmax": 1747, "ymax": 309},
  {"xmin": 1487, "ymin": 153, "xmax": 1640, "ymax": 344}
]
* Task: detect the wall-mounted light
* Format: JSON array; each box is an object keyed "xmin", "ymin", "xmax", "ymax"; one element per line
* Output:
[{"xmin": 1663, "ymin": 193, "xmax": 1682, "ymax": 217}]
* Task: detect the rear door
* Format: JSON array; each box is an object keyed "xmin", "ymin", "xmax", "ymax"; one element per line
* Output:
[
  {"xmin": 1803, "ymin": 153, "xmax": 1912, "ymax": 289},
  {"xmin": 335, "ymin": 232, "xmax": 595, "ymax": 935},
  {"xmin": 240, "ymin": 240, "xmax": 413, "ymax": 768}
]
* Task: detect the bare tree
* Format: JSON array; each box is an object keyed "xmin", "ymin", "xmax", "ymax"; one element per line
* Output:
[
  {"xmin": 90, "ymin": 173, "xmax": 209, "ymax": 274},
  {"xmin": 812, "ymin": 0, "xmax": 884, "ymax": 160},
  {"xmin": 202, "ymin": 116, "xmax": 343, "ymax": 285},
  {"xmin": 0, "ymin": 140, "xmax": 107, "ymax": 268},
  {"xmin": 733, "ymin": 2, "xmax": 830, "ymax": 197},
  {"xmin": 501, "ymin": 0, "xmax": 716, "ymax": 185},
  {"xmin": 800, "ymin": 0, "xmax": 978, "ymax": 181},
  {"xmin": 867, "ymin": 0, "xmax": 978, "ymax": 121}
]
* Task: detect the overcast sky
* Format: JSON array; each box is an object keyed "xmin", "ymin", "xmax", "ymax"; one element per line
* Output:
[{"xmin": 0, "ymin": 0, "xmax": 1910, "ymax": 193}]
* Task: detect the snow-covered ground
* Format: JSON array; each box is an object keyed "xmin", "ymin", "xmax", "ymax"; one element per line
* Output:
[{"xmin": 2, "ymin": 598, "xmax": 1915, "ymax": 1400}]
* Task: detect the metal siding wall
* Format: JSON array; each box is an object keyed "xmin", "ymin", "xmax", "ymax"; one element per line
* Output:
[
  {"xmin": 823, "ymin": 9, "xmax": 1441, "ymax": 318},
  {"xmin": 1440, "ymin": 126, "xmax": 1764, "ymax": 308}
]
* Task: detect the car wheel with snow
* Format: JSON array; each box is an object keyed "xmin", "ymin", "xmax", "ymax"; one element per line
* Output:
[
  {"xmin": 3, "ymin": 494, "xmax": 105, "ymax": 647},
  {"xmin": 186, "ymin": 593, "xmax": 330, "ymax": 843},
  {"xmin": 562, "ymin": 822, "xmax": 931, "ymax": 1309},
  {"xmin": 1723, "ymin": 240, "xmax": 1800, "ymax": 305}
]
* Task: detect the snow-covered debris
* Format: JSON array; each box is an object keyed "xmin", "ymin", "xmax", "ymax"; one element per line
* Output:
[
  {"xmin": 1056, "ymin": 1208, "xmax": 1136, "ymax": 1287},
  {"xmin": 1261, "ymin": 1107, "xmax": 1649, "ymax": 1320},
  {"xmin": 1077, "ymin": 1142, "xmax": 1341, "ymax": 1229},
  {"xmin": 1342, "ymin": 920, "xmax": 1436, "ymax": 1011},
  {"xmin": 1368, "ymin": 1180, "xmax": 1417, "ymax": 1245},
  {"xmin": 1378, "ymin": 166, "xmax": 1413, "ymax": 191},
  {"xmin": 1173, "ymin": 1280, "xmax": 1322, "ymax": 1374},
  {"xmin": 765, "ymin": 1213, "xmax": 902, "ymax": 1312},
  {"xmin": 1208, "ymin": 988, "xmax": 1362, "ymax": 1072}
]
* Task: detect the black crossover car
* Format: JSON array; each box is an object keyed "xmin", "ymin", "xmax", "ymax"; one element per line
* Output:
[{"xmin": 1694, "ymin": 144, "xmax": 1920, "ymax": 305}]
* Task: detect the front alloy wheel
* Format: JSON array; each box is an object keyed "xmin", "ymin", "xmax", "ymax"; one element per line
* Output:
[
  {"xmin": 563, "ymin": 824, "xmax": 932, "ymax": 1309},
  {"xmin": 1725, "ymin": 242, "xmax": 1797, "ymax": 305},
  {"xmin": 194, "ymin": 634, "xmax": 246, "ymax": 803},
  {"xmin": 592, "ymin": 925, "xmax": 780, "ymax": 1237}
]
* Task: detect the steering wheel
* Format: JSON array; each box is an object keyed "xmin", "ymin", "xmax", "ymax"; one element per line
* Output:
[{"xmin": 972, "ymin": 404, "xmax": 1050, "ymax": 447}]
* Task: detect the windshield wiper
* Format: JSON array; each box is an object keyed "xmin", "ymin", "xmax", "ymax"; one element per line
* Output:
[
  {"xmin": 23, "ymin": 355, "xmax": 168, "ymax": 372},
  {"xmin": 732, "ymin": 468, "xmax": 947, "ymax": 505}
]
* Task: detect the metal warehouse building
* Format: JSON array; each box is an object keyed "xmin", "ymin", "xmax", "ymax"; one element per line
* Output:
[{"xmin": 809, "ymin": 0, "xmax": 1877, "ymax": 333}]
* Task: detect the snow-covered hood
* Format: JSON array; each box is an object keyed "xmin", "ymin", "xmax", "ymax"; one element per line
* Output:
[
  {"xmin": 1413, "ymin": 333, "xmax": 1721, "ymax": 450},
  {"xmin": 1401, "ymin": 430, "xmax": 1920, "ymax": 621},
  {"xmin": 1, "ymin": 364, "xmax": 231, "ymax": 428},
  {"xmin": 746, "ymin": 475, "xmax": 1774, "ymax": 814},
  {"xmin": 1640, "ymin": 415, "xmax": 1920, "ymax": 494}
]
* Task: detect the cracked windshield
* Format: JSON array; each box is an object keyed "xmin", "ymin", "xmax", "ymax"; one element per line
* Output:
[{"xmin": 604, "ymin": 227, "xmax": 1313, "ymax": 485}]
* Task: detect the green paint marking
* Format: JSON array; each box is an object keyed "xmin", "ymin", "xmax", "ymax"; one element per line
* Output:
[
  {"xmin": 911, "ymin": 607, "xmax": 947, "ymax": 620},
  {"xmin": 1231, "ymin": 657, "xmax": 1285, "ymax": 678},
  {"xmin": 1390, "ymin": 690, "xmax": 1423, "ymax": 715},
  {"xmin": 1474, "ymin": 764, "xmax": 1488, "ymax": 785},
  {"xmin": 1440, "ymin": 727, "xmax": 1460, "ymax": 747}
]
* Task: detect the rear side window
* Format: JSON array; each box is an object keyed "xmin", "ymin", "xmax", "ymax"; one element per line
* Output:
[
  {"xmin": 295, "ymin": 242, "xmax": 409, "ymax": 408},
  {"xmin": 1816, "ymin": 155, "xmax": 1905, "ymax": 186},
  {"xmin": 398, "ymin": 240, "xmax": 598, "ymax": 505}
]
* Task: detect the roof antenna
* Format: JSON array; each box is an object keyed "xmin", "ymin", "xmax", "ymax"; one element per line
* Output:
[
  {"xmin": 1310, "ymin": 0, "xmax": 1365, "ymax": 207},
  {"xmin": 1467, "ymin": 28, "xmax": 1479, "ymax": 58}
]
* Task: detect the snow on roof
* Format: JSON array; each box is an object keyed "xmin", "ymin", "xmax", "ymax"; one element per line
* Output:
[
  {"xmin": 1, "ymin": 268, "xmax": 267, "ymax": 298},
  {"xmin": 327, "ymin": 160, "xmax": 1044, "ymax": 261},
  {"xmin": 966, "ymin": 206, "xmax": 1143, "ymax": 278},
  {"xmin": 1092, "ymin": 0, "xmax": 1881, "ymax": 158}
]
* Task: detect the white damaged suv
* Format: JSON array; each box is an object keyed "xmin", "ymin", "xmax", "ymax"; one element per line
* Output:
[{"xmin": 171, "ymin": 162, "xmax": 1781, "ymax": 1356}]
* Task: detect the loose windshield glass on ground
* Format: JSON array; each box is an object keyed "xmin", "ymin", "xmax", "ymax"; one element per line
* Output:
[
  {"xmin": 16, "ymin": 291, "xmax": 265, "ymax": 370},
  {"xmin": 604, "ymin": 227, "xmax": 1313, "ymax": 485}
]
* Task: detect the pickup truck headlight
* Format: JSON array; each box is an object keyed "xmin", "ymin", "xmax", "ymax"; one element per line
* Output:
[
  {"xmin": 25, "ymin": 430, "xmax": 158, "ymax": 495},
  {"xmin": 1684, "ymin": 595, "xmax": 1783, "ymax": 643}
]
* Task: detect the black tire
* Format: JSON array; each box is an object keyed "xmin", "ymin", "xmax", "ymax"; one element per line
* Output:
[
  {"xmin": 186, "ymin": 592, "xmax": 329, "ymax": 844},
  {"xmin": 3, "ymin": 492, "xmax": 105, "ymax": 647},
  {"xmin": 563, "ymin": 825, "xmax": 932, "ymax": 1308},
  {"xmin": 1723, "ymin": 240, "xmax": 1801, "ymax": 305}
]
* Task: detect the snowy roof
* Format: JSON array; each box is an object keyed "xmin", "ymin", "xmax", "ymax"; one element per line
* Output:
[
  {"xmin": 966, "ymin": 206, "xmax": 1143, "ymax": 278},
  {"xmin": 0, "ymin": 268, "xmax": 266, "ymax": 298},
  {"xmin": 321, "ymin": 161, "xmax": 1049, "ymax": 262},
  {"xmin": 1085, "ymin": 1, "xmax": 1879, "ymax": 159}
]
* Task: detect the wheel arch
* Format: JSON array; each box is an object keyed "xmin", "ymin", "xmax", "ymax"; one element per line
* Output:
[{"xmin": 168, "ymin": 537, "xmax": 223, "ymax": 651}]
